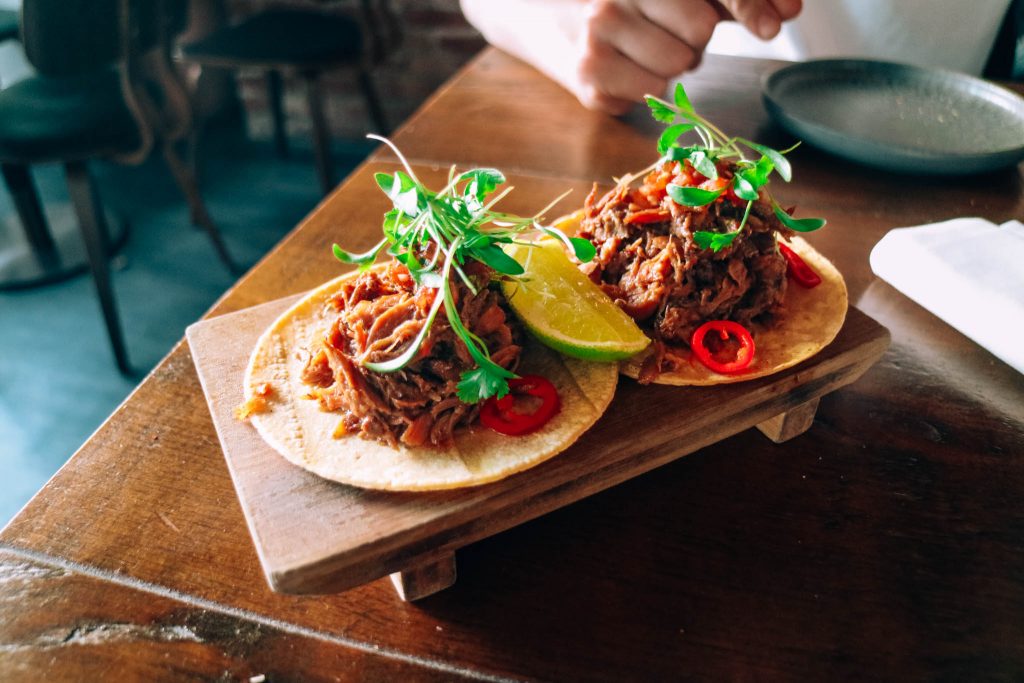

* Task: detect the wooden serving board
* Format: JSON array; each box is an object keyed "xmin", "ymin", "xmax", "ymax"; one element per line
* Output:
[{"xmin": 187, "ymin": 298, "xmax": 889, "ymax": 600}]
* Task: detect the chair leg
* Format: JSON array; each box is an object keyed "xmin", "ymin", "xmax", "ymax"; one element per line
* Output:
[
  {"xmin": 64, "ymin": 161, "xmax": 131, "ymax": 376},
  {"xmin": 160, "ymin": 139, "xmax": 239, "ymax": 274},
  {"xmin": 358, "ymin": 67, "xmax": 389, "ymax": 135},
  {"xmin": 303, "ymin": 71, "xmax": 334, "ymax": 196},
  {"xmin": 266, "ymin": 70, "xmax": 289, "ymax": 158},
  {"xmin": 2, "ymin": 163, "xmax": 60, "ymax": 270},
  {"xmin": 185, "ymin": 118, "xmax": 204, "ymax": 197}
]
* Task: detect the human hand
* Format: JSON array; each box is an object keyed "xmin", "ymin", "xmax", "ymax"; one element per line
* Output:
[{"xmin": 574, "ymin": 0, "xmax": 802, "ymax": 113}]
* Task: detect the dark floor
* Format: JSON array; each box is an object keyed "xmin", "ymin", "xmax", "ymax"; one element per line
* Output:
[{"xmin": 0, "ymin": 124, "xmax": 373, "ymax": 527}]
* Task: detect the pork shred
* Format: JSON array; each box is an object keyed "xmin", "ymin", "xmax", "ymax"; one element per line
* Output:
[
  {"xmin": 301, "ymin": 261, "xmax": 522, "ymax": 448},
  {"xmin": 578, "ymin": 160, "xmax": 792, "ymax": 381}
]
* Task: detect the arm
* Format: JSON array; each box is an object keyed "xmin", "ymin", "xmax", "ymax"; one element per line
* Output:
[{"xmin": 460, "ymin": 0, "xmax": 802, "ymax": 114}]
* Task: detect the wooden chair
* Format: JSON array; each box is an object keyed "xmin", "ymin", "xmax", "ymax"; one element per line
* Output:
[
  {"xmin": 0, "ymin": 9, "xmax": 17, "ymax": 43},
  {"xmin": 0, "ymin": 0, "xmax": 236, "ymax": 375},
  {"xmin": 180, "ymin": 0, "xmax": 399, "ymax": 195}
]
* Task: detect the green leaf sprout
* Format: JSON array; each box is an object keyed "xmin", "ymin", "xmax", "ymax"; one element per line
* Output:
[
  {"xmin": 643, "ymin": 83, "xmax": 825, "ymax": 252},
  {"xmin": 332, "ymin": 135, "xmax": 590, "ymax": 404},
  {"xmin": 667, "ymin": 185, "xmax": 722, "ymax": 207}
]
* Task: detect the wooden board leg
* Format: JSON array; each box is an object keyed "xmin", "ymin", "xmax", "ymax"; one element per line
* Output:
[
  {"xmin": 757, "ymin": 397, "xmax": 820, "ymax": 443},
  {"xmin": 389, "ymin": 553, "xmax": 457, "ymax": 602}
]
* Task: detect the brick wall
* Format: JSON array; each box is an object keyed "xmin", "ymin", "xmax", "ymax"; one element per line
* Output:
[{"xmin": 229, "ymin": 0, "xmax": 487, "ymax": 141}]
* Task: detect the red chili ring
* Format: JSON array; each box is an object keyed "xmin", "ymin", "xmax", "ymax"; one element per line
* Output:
[
  {"xmin": 690, "ymin": 320, "xmax": 756, "ymax": 374},
  {"xmin": 480, "ymin": 375, "xmax": 561, "ymax": 436}
]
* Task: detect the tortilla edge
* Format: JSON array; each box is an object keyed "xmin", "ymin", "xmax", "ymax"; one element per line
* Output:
[{"xmin": 243, "ymin": 265, "xmax": 620, "ymax": 491}]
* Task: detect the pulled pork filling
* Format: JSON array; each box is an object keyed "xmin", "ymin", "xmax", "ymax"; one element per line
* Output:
[
  {"xmin": 301, "ymin": 261, "xmax": 522, "ymax": 448},
  {"xmin": 578, "ymin": 160, "xmax": 792, "ymax": 380}
]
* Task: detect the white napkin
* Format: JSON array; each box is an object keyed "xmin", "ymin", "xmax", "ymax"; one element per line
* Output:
[{"xmin": 869, "ymin": 217, "xmax": 1024, "ymax": 375}]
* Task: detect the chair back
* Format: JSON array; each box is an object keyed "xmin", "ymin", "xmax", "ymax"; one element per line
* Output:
[
  {"xmin": 360, "ymin": 0, "xmax": 402, "ymax": 65},
  {"xmin": 21, "ymin": 0, "xmax": 186, "ymax": 76},
  {"xmin": 20, "ymin": 0, "xmax": 194, "ymax": 161},
  {"xmin": 21, "ymin": 0, "xmax": 123, "ymax": 77}
]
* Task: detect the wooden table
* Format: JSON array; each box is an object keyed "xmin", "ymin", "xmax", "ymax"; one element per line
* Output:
[{"xmin": 2, "ymin": 49, "xmax": 1023, "ymax": 681}]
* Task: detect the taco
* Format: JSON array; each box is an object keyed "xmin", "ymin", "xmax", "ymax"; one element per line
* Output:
[
  {"xmin": 244, "ymin": 263, "xmax": 617, "ymax": 491},
  {"xmin": 569, "ymin": 85, "xmax": 848, "ymax": 385},
  {"xmin": 241, "ymin": 139, "xmax": 617, "ymax": 491}
]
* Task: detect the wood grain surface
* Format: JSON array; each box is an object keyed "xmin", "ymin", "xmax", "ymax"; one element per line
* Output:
[
  {"xmin": 2, "ymin": 49, "xmax": 1023, "ymax": 681},
  {"xmin": 0, "ymin": 550, "xmax": 471, "ymax": 682}
]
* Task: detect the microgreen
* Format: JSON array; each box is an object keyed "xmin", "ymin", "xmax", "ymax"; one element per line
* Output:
[
  {"xmin": 644, "ymin": 83, "xmax": 825, "ymax": 251},
  {"xmin": 667, "ymin": 185, "xmax": 722, "ymax": 207},
  {"xmin": 772, "ymin": 205, "xmax": 827, "ymax": 232},
  {"xmin": 331, "ymin": 135, "xmax": 590, "ymax": 404}
]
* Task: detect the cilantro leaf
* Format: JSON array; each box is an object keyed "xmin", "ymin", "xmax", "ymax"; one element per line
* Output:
[
  {"xmin": 457, "ymin": 366, "xmax": 510, "ymax": 404},
  {"xmin": 693, "ymin": 230, "xmax": 739, "ymax": 252},
  {"xmin": 646, "ymin": 96, "xmax": 676, "ymax": 124}
]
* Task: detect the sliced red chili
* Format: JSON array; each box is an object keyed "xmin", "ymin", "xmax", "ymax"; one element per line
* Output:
[
  {"xmin": 479, "ymin": 375, "xmax": 560, "ymax": 436},
  {"xmin": 625, "ymin": 208, "xmax": 671, "ymax": 225},
  {"xmin": 673, "ymin": 161, "xmax": 707, "ymax": 187},
  {"xmin": 699, "ymin": 176, "xmax": 743, "ymax": 206},
  {"xmin": 690, "ymin": 320, "xmax": 756, "ymax": 374},
  {"xmin": 779, "ymin": 242, "xmax": 822, "ymax": 288}
]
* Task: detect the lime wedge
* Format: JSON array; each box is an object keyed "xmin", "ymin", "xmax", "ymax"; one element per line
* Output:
[{"xmin": 502, "ymin": 238, "xmax": 650, "ymax": 361}]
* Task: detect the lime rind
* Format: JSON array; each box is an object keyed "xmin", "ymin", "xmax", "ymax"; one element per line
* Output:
[{"xmin": 502, "ymin": 240, "xmax": 650, "ymax": 362}]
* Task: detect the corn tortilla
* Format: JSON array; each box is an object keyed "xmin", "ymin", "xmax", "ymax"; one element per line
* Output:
[
  {"xmin": 618, "ymin": 235, "xmax": 848, "ymax": 385},
  {"xmin": 244, "ymin": 266, "xmax": 619, "ymax": 491}
]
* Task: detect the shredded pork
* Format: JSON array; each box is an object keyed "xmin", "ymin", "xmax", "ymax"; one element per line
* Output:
[
  {"xmin": 301, "ymin": 261, "xmax": 522, "ymax": 448},
  {"xmin": 578, "ymin": 160, "xmax": 792, "ymax": 381}
]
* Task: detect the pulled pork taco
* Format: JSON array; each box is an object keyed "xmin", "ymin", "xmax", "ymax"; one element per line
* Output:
[
  {"xmin": 242, "ymin": 140, "xmax": 617, "ymax": 491},
  {"xmin": 571, "ymin": 85, "xmax": 847, "ymax": 385}
]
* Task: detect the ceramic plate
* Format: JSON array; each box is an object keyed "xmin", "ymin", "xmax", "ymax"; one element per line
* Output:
[{"xmin": 762, "ymin": 59, "xmax": 1024, "ymax": 174}]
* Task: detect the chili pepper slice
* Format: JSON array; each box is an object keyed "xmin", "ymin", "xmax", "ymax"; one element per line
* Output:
[
  {"xmin": 690, "ymin": 320, "xmax": 756, "ymax": 374},
  {"xmin": 778, "ymin": 242, "xmax": 822, "ymax": 288},
  {"xmin": 699, "ymin": 176, "xmax": 743, "ymax": 206},
  {"xmin": 674, "ymin": 161, "xmax": 707, "ymax": 187},
  {"xmin": 479, "ymin": 374, "xmax": 560, "ymax": 436},
  {"xmin": 625, "ymin": 208, "xmax": 671, "ymax": 225}
]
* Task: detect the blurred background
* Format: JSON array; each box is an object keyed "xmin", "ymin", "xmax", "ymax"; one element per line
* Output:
[{"xmin": 0, "ymin": 0, "xmax": 488, "ymax": 526}]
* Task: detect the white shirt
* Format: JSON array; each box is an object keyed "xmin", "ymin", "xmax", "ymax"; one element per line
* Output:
[{"xmin": 706, "ymin": 0, "xmax": 1014, "ymax": 75}]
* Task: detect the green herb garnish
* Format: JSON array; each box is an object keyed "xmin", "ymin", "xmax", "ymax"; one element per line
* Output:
[
  {"xmin": 643, "ymin": 83, "xmax": 825, "ymax": 251},
  {"xmin": 332, "ymin": 136, "xmax": 592, "ymax": 403}
]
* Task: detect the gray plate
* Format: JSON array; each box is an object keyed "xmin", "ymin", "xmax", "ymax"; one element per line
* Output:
[{"xmin": 762, "ymin": 59, "xmax": 1024, "ymax": 174}]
